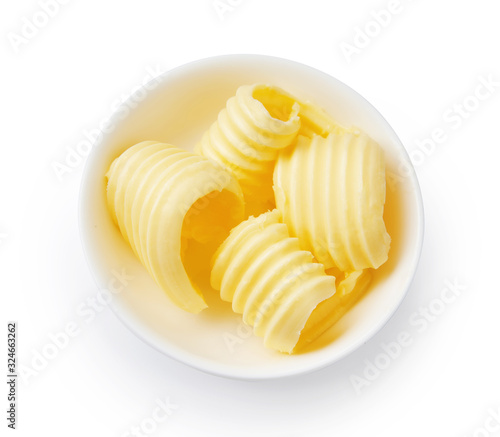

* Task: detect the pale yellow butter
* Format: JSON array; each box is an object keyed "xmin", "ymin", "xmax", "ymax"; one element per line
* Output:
[
  {"xmin": 274, "ymin": 133, "xmax": 391, "ymax": 272},
  {"xmin": 106, "ymin": 141, "xmax": 244, "ymax": 313},
  {"xmin": 211, "ymin": 210, "xmax": 336, "ymax": 353},
  {"xmin": 105, "ymin": 83, "xmax": 392, "ymax": 354}
]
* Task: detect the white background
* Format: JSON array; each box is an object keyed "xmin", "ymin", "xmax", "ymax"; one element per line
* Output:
[{"xmin": 2, "ymin": 0, "xmax": 500, "ymax": 436}]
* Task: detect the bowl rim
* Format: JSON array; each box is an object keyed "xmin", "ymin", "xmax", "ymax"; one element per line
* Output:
[{"xmin": 78, "ymin": 54, "xmax": 425, "ymax": 380}]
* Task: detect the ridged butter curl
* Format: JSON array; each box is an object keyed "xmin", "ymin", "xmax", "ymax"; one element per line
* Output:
[
  {"xmin": 106, "ymin": 141, "xmax": 244, "ymax": 313},
  {"xmin": 211, "ymin": 210, "xmax": 336, "ymax": 353},
  {"xmin": 274, "ymin": 133, "xmax": 391, "ymax": 272},
  {"xmin": 196, "ymin": 84, "xmax": 302, "ymax": 216}
]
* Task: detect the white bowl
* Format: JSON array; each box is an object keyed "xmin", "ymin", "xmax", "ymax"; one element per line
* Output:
[{"xmin": 79, "ymin": 54, "xmax": 424, "ymax": 380}]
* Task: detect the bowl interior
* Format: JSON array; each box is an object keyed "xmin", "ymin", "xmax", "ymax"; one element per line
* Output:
[{"xmin": 79, "ymin": 55, "xmax": 423, "ymax": 379}]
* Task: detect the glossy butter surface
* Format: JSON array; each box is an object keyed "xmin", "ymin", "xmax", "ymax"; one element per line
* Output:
[
  {"xmin": 211, "ymin": 210, "xmax": 336, "ymax": 353},
  {"xmin": 197, "ymin": 84, "xmax": 302, "ymax": 216},
  {"xmin": 274, "ymin": 133, "xmax": 391, "ymax": 272},
  {"xmin": 106, "ymin": 141, "xmax": 244, "ymax": 313}
]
